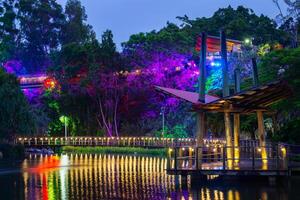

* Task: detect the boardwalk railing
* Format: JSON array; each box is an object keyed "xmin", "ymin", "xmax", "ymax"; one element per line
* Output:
[
  {"xmin": 16, "ymin": 136, "xmax": 269, "ymax": 148},
  {"xmin": 16, "ymin": 137, "xmax": 224, "ymax": 148},
  {"xmin": 167, "ymin": 144, "xmax": 300, "ymax": 173}
]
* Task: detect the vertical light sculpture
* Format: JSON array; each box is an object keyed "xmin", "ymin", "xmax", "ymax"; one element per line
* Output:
[
  {"xmin": 221, "ymin": 30, "xmax": 233, "ymax": 169},
  {"xmin": 196, "ymin": 32, "xmax": 207, "ymax": 169}
]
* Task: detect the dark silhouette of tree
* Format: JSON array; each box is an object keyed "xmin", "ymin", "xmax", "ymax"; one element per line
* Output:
[
  {"xmin": 0, "ymin": 68, "xmax": 34, "ymax": 140},
  {"xmin": 0, "ymin": 0, "xmax": 18, "ymax": 62},
  {"xmin": 17, "ymin": 0, "xmax": 65, "ymax": 72},
  {"xmin": 61, "ymin": 0, "xmax": 95, "ymax": 45}
]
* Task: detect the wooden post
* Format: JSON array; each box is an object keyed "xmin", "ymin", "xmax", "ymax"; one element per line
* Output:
[
  {"xmin": 234, "ymin": 68, "xmax": 241, "ymax": 93},
  {"xmin": 199, "ymin": 32, "xmax": 207, "ymax": 103},
  {"xmin": 251, "ymin": 58, "xmax": 259, "ymax": 86},
  {"xmin": 257, "ymin": 110, "xmax": 268, "ymax": 165},
  {"xmin": 196, "ymin": 111, "xmax": 205, "ymax": 169},
  {"xmin": 179, "ymin": 147, "xmax": 184, "ymax": 169},
  {"xmin": 224, "ymin": 111, "xmax": 233, "ymax": 169},
  {"xmin": 188, "ymin": 147, "xmax": 193, "ymax": 168},
  {"xmin": 174, "ymin": 148, "xmax": 178, "ymax": 171},
  {"xmin": 233, "ymin": 113, "xmax": 240, "ymax": 164},
  {"xmin": 221, "ymin": 30, "xmax": 229, "ymax": 97},
  {"xmin": 196, "ymin": 31, "xmax": 207, "ymax": 170}
]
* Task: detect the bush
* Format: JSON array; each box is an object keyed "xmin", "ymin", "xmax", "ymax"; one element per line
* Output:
[{"xmin": 62, "ymin": 146, "xmax": 167, "ymax": 156}]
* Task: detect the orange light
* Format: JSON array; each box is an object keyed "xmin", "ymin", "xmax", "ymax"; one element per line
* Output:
[{"xmin": 44, "ymin": 78, "xmax": 57, "ymax": 89}]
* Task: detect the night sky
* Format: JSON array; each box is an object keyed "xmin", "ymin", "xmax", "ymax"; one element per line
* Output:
[{"xmin": 57, "ymin": 0, "xmax": 288, "ymax": 49}]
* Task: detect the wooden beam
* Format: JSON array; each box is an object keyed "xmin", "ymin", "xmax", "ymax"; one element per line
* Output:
[
  {"xmin": 224, "ymin": 111, "xmax": 233, "ymax": 169},
  {"xmin": 196, "ymin": 111, "xmax": 205, "ymax": 169},
  {"xmin": 257, "ymin": 111, "xmax": 268, "ymax": 164},
  {"xmin": 199, "ymin": 32, "xmax": 207, "ymax": 103},
  {"xmin": 233, "ymin": 113, "xmax": 240, "ymax": 163},
  {"xmin": 221, "ymin": 30, "xmax": 229, "ymax": 97}
]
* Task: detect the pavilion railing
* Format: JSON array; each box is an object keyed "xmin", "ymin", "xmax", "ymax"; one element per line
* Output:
[{"xmin": 167, "ymin": 145, "xmax": 290, "ymax": 171}]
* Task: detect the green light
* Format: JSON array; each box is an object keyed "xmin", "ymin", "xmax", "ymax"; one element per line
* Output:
[
  {"xmin": 244, "ymin": 38, "xmax": 251, "ymax": 44},
  {"xmin": 59, "ymin": 116, "xmax": 70, "ymax": 125}
]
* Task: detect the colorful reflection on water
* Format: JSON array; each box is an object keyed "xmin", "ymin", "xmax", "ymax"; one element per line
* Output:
[{"xmin": 0, "ymin": 154, "xmax": 298, "ymax": 200}]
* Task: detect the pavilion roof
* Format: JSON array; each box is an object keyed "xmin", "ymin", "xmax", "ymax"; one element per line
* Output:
[
  {"xmin": 155, "ymin": 86, "xmax": 219, "ymax": 104},
  {"xmin": 156, "ymin": 81, "xmax": 292, "ymax": 113},
  {"xmin": 195, "ymin": 81, "xmax": 292, "ymax": 113}
]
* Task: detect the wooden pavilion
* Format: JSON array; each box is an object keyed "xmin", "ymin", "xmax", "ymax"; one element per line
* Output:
[{"xmin": 156, "ymin": 31, "xmax": 292, "ymax": 170}]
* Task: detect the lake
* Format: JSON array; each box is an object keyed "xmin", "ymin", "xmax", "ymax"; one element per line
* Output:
[{"xmin": 0, "ymin": 154, "xmax": 299, "ymax": 200}]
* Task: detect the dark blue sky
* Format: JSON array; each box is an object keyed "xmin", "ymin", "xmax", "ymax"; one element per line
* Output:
[{"xmin": 57, "ymin": 0, "xmax": 287, "ymax": 49}]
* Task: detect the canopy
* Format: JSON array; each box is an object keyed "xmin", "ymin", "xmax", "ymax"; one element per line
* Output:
[
  {"xmin": 156, "ymin": 81, "xmax": 292, "ymax": 113},
  {"xmin": 155, "ymin": 86, "xmax": 219, "ymax": 104}
]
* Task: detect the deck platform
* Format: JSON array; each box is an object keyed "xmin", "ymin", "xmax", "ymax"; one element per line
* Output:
[{"xmin": 166, "ymin": 145, "xmax": 300, "ymax": 177}]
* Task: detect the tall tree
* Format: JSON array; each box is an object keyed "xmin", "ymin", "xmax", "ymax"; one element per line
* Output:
[
  {"xmin": 100, "ymin": 30, "xmax": 119, "ymax": 70},
  {"xmin": 0, "ymin": 0, "xmax": 18, "ymax": 63},
  {"xmin": 273, "ymin": 0, "xmax": 300, "ymax": 47},
  {"xmin": 61, "ymin": 0, "xmax": 95, "ymax": 45},
  {"xmin": 17, "ymin": 0, "xmax": 65, "ymax": 73}
]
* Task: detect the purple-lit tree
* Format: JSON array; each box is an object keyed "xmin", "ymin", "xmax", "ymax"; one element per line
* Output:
[{"xmin": 88, "ymin": 71, "xmax": 127, "ymax": 137}]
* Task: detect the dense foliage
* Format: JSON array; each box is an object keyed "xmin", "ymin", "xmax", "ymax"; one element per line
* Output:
[
  {"xmin": 0, "ymin": 0, "xmax": 299, "ymax": 142},
  {"xmin": 258, "ymin": 47, "xmax": 300, "ymax": 143},
  {"xmin": 0, "ymin": 69, "xmax": 34, "ymax": 140}
]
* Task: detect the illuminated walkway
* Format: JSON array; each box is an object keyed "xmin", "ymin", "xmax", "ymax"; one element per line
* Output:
[{"xmin": 16, "ymin": 136, "xmax": 260, "ymax": 149}]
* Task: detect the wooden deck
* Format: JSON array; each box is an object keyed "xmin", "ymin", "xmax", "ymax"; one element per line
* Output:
[{"xmin": 166, "ymin": 145, "xmax": 300, "ymax": 177}]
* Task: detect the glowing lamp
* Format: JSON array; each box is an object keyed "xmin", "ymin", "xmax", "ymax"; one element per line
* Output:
[
  {"xmin": 44, "ymin": 78, "xmax": 56, "ymax": 89},
  {"xmin": 210, "ymin": 62, "xmax": 222, "ymax": 67},
  {"xmin": 257, "ymin": 147, "xmax": 262, "ymax": 152},
  {"xmin": 244, "ymin": 38, "xmax": 252, "ymax": 45}
]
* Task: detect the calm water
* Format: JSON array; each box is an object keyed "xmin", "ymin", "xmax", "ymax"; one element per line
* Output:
[{"xmin": 0, "ymin": 154, "xmax": 299, "ymax": 200}]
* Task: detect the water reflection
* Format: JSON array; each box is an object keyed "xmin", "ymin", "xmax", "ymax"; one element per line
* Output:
[{"xmin": 0, "ymin": 154, "xmax": 297, "ymax": 199}]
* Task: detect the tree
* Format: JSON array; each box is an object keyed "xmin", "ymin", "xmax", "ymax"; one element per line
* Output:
[
  {"xmin": 273, "ymin": 0, "xmax": 300, "ymax": 47},
  {"xmin": 100, "ymin": 30, "xmax": 121, "ymax": 71},
  {"xmin": 88, "ymin": 71, "xmax": 126, "ymax": 137},
  {"xmin": 0, "ymin": 68, "xmax": 35, "ymax": 141},
  {"xmin": 61, "ymin": 0, "xmax": 95, "ymax": 45},
  {"xmin": 177, "ymin": 6, "xmax": 288, "ymax": 45},
  {"xmin": 0, "ymin": 0, "xmax": 18, "ymax": 63},
  {"xmin": 17, "ymin": 0, "xmax": 65, "ymax": 72},
  {"xmin": 258, "ymin": 47, "xmax": 300, "ymax": 143}
]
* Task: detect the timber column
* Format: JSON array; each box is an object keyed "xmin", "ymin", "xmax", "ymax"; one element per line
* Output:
[
  {"xmin": 233, "ymin": 113, "xmax": 240, "ymax": 164},
  {"xmin": 233, "ymin": 63, "xmax": 241, "ymax": 164},
  {"xmin": 221, "ymin": 30, "xmax": 233, "ymax": 168},
  {"xmin": 257, "ymin": 110, "xmax": 268, "ymax": 166},
  {"xmin": 196, "ymin": 32, "xmax": 207, "ymax": 169}
]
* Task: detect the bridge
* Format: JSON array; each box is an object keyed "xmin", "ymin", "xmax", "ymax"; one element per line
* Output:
[
  {"xmin": 16, "ymin": 136, "xmax": 262, "ymax": 149},
  {"xmin": 16, "ymin": 136, "xmax": 300, "ymax": 178},
  {"xmin": 17, "ymin": 136, "xmax": 223, "ymax": 148},
  {"xmin": 18, "ymin": 74, "xmax": 56, "ymax": 90}
]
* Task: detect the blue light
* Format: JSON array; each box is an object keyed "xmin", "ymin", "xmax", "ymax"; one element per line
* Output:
[{"xmin": 210, "ymin": 61, "xmax": 221, "ymax": 67}]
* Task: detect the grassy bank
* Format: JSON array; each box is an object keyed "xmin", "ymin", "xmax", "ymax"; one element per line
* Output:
[{"xmin": 62, "ymin": 146, "xmax": 167, "ymax": 156}]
